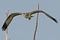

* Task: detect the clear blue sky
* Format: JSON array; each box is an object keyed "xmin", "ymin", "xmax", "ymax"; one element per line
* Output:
[{"xmin": 0, "ymin": 0, "xmax": 60, "ymax": 40}]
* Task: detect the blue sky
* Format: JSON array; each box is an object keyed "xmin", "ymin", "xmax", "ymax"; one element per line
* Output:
[{"xmin": 0, "ymin": 0, "xmax": 60, "ymax": 40}]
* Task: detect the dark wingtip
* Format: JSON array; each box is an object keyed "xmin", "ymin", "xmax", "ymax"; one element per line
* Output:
[
  {"xmin": 51, "ymin": 17, "xmax": 58, "ymax": 23},
  {"xmin": 2, "ymin": 26, "xmax": 5, "ymax": 31},
  {"xmin": 2, "ymin": 23, "xmax": 7, "ymax": 31},
  {"xmin": 41, "ymin": 11, "xmax": 58, "ymax": 23}
]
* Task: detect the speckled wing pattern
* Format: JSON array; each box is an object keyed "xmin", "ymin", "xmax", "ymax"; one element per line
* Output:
[{"xmin": 2, "ymin": 13, "xmax": 22, "ymax": 31}]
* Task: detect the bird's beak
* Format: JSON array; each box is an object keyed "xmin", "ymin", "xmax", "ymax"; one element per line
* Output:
[
  {"xmin": 28, "ymin": 18, "xmax": 31, "ymax": 20},
  {"xmin": 28, "ymin": 16, "xmax": 34, "ymax": 20}
]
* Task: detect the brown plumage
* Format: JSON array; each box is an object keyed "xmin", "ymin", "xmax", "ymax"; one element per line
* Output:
[{"xmin": 2, "ymin": 10, "xmax": 58, "ymax": 31}]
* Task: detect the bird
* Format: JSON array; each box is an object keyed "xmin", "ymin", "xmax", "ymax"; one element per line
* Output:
[{"xmin": 2, "ymin": 10, "xmax": 58, "ymax": 31}]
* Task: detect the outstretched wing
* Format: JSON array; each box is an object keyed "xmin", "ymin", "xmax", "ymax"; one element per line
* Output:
[
  {"xmin": 40, "ymin": 10, "xmax": 58, "ymax": 23},
  {"xmin": 30, "ymin": 10, "xmax": 40, "ymax": 15},
  {"xmin": 30, "ymin": 10, "xmax": 58, "ymax": 23},
  {"xmin": 2, "ymin": 13, "xmax": 22, "ymax": 31}
]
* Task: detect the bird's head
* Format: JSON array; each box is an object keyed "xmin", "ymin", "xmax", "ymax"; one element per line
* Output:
[
  {"xmin": 24, "ymin": 13, "xmax": 34, "ymax": 20},
  {"xmin": 24, "ymin": 15, "xmax": 34, "ymax": 20},
  {"xmin": 28, "ymin": 16, "xmax": 34, "ymax": 20}
]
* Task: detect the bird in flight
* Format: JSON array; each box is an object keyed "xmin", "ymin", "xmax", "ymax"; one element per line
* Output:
[{"xmin": 2, "ymin": 10, "xmax": 58, "ymax": 31}]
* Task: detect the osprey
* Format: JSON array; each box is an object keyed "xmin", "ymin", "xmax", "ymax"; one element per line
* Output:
[{"xmin": 2, "ymin": 10, "xmax": 58, "ymax": 31}]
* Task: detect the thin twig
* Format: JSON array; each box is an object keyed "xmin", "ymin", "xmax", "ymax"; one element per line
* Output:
[
  {"xmin": 5, "ymin": 10, "xmax": 9, "ymax": 40},
  {"xmin": 33, "ymin": 3, "xmax": 39, "ymax": 40}
]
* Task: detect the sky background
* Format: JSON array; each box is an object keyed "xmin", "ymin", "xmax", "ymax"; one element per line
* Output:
[{"xmin": 0, "ymin": 0, "xmax": 60, "ymax": 40}]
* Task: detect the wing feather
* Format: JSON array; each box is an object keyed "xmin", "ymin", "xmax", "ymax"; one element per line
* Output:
[
  {"xmin": 40, "ymin": 10, "xmax": 58, "ymax": 23},
  {"xmin": 30, "ymin": 10, "xmax": 58, "ymax": 23},
  {"xmin": 2, "ymin": 13, "xmax": 22, "ymax": 31}
]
